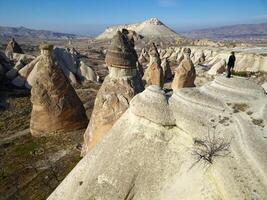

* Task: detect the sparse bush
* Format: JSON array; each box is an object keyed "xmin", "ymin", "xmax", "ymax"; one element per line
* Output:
[
  {"xmin": 251, "ymin": 118, "xmax": 264, "ymax": 128},
  {"xmin": 232, "ymin": 71, "xmax": 249, "ymax": 77},
  {"xmin": 232, "ymin": 71, "xmax": 258, "ymax": 77},
  {"xmin": 192, "ymin": 131, "xmax": 231, "ymax": 166},
  {"xmin": 232, "ymin": 103, "xmax": 249, "ymax": 113}
]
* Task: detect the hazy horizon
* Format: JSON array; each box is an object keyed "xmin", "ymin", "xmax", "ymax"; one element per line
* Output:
[{"xmin": 0, "ymin": 0, "xmax": 267, "ymax": 36}]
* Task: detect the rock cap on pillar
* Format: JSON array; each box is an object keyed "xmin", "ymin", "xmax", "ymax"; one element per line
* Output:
[{"xmin": 105, "ymin": 31, "xmax": 137, "ymax": 69}]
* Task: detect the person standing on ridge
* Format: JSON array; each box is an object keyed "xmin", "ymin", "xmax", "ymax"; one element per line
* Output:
[{"xmin": 226, "ymin": 51, "xmax": 236, "ymax": 78}]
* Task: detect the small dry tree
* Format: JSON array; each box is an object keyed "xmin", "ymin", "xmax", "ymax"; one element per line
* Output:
[{"xmin": 191, "ymin": 130, "xmax": 232, "ymax": 168}]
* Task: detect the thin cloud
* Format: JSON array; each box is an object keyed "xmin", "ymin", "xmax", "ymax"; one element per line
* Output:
[
  {"xmin": 252, "ymin": 15, "xmax": 267, "ymax": 20},
  {"xmin": 158, "ymin": 0, "xmax": 177, "ymax": 7}
]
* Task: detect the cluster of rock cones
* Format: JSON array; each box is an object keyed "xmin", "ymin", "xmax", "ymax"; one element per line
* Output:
[
  {"xmin": 2, "ymin": 30, "xmax": 267, "ymax": 199},
  {"xmin": 0, "ymin": 38, "xmax": 98, "ymax": 89}
]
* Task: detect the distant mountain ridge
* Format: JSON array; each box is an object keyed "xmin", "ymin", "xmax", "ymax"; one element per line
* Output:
[
  {"xmin": 2, "ymin": 22, "xmax": 267, "ymax": 42},
  {"xmin": 96, "ymin": 18, "xmax": 183, "ymax": 42},
  {"xmin": 0, "ymin": 26, "xmax": 80, "ymax": 40},
  {"xmin": 181, "ymin": 23, "xmax": 267, "ymax": 41}
]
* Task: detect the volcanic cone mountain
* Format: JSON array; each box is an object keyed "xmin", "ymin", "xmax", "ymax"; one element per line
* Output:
[{"xmin": 96, "ymin": 18, "xmax": 183, "ymax": 42}]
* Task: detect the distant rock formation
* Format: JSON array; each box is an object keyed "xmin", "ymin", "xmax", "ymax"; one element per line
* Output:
[
  {"xmin": 143, "ymin": 43, "xmax": 164, "ymax": 87},
  {"xmin": 161, "ymin": 58, "xmax": 173, "ymax": 82},
  {"xmin": 157, "ymin": 46, "xmax": 267, "ymax": 73},
  {"xmin": 48, "ymin": 76, "xmax": 267, "ymax": 200},
  {"xmin": 30, "ymin": 43, "xmax": 88, "ymax": 136},
  {"xmin": 197, "ymin": 50, "xmax": 205, "ymax": 64},
  {"xmin": 5, "ymin": 38, "xmax": 23, "ymax": 59},
  {"xmin": 138, "ymin": 48, "xmax": 148, "ymax": 65},
  {"xmin": 10, "ymin": 46, "xmax": 98, "ymax": 88},
  {"xmin": 5, "ymin": 54, "xmax": 35, "ymax": 81},
  {"xmin": 96, "ymin": 18, "xmax": 183, "ymax": 43},
  {"xmin": 172, "ymin": 47, "xmax": 196, "ymax": 90},
  {"xmin": 53, "ymin": 47, "xmax": 98, "ymax": 83},
  {"xmin": 81, "ymin": 31, "xmax": 144, "ymax": 155}
]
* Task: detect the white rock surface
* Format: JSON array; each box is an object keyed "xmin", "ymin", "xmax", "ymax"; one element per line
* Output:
[
  {"xmin": 96, "ymin": 18, "xmax": 182, "ymax": 42},
  {"xmin": 207, "ymin": 59, "xmax": 226, "ymax": 75},
  {"xmin": 48, "ymin": 76, "xmax": 267, "ymax": 200},
  {"xmin": 10, "ymin": 47, "xmax": 97, "ymax": 88},
  {"xmin": 159, "ymin": 46, "xmax": 267, "ymax": 72},
  {"xmin": 78, "ymin": 61, "xmax": 97, "ymax": 82},
  {"xmin": 261, "ymin": 82, "xmax": 267, "ymax": 93}
]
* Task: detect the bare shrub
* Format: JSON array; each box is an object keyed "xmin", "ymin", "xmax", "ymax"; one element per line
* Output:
[{"xmin": 192, "ymin": 131, "xmax": 232, "ymax": 167}]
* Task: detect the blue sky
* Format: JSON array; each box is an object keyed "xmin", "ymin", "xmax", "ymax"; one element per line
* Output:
[{"xmin": 0, "ymin": 0, "xmax": 266, "ymax": 35}]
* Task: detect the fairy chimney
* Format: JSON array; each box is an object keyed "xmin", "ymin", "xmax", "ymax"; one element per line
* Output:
[
  {"xmin": 171, "ymin": 47, "xmax": 196, "ymax": 90},
  {"xmin": 30, "ymin": 43, "xmax": 88, "ymax": 136},
  {"xmin": 81, "ymin": 31, "xmax": 144, "ymax": 155}
]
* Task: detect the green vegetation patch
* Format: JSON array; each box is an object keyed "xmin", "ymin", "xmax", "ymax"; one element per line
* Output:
[
  {"xmin": 251, "ymin": 118, "xmax": 264, "ymax": 128},
  {"xmin": 0, "ymin": 96, "xmax": 32, "ymax": 136},
  {"xmin": 229, "ymin": 103, "xmax": 249, "ymax": 113}
]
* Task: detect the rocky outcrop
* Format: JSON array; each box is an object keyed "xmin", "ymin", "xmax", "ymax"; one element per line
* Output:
[
  {"xmin": 192, "ymin": 38, "xmax": 221, "ymax": 47},
  {"xmin": 143, "ymin": 43, "xmax": 164, "ymax": 87},
  {"xmin": 0, "ymin": 51, "xmax": 12, "ymax": 80},
  {"xmin": 172, "ymin": 48, "xmax": 196, "ymax": 90},
  {"xmin": 48, "ymin": 76, "xmax": 267, "ymax": 200},
  {"xmin": 10, "ymin": 46, "xmax": 98, "ymax": 88},
  {"xmin": 196, "ymin": 50, "xmax": 205, "ymax": 64},
  {"xmin": 5, "ymin": 38, "xmax": 23, "ymax": 59},
  {"xmin": 207, "ymin": 59, "xmax": 226, "ymax": 75},
  {"xmin": 5, "ymin": 54, "xmax": 35, "ymax": 81},
  {"xmin": 81, "ymin": 31, "xmax": 144, "ymax": 155},
  {"xmin": 161, "ymin": 58, "xmax": 173, "ymax": 81},
  {"xmin": 30, "ymin": 43, "xmax": 88, "ymax": 136},
  {"xmin": 158, "ymin": 46, "xmax": 267, "ymax": 73},
  {"xmin": 138, "ymin": 48, "xmax": 148, "ymax": 65},
  {"xmin": 262, "ymin": 82, "xmax": 267, "ymax": 93}
]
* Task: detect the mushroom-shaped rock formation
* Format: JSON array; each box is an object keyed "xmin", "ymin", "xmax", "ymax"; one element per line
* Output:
[
  {"xmin": 30, "ymin": 43, "xmax": 88, "ymax": 136},
  {"xmin": 48, "ymin": 76, "xmax": 267, "ymax": 200},
  {"xmin": 121, "ymin": 28, "xmax": 144, "ymax": 77},
  {"xmin": 143, "ymin": 43, "xmax": 164, "ymax": 87},
  {"xmin": 197, "ymin": 50, "xmax": 206, "ymax": 64},
  {"xmin": 172, "ymin": 47, "xmax": 196, "ymax": 90},
  {"xmin": 5, "ymin": 38, "xmax": 24, "ymax": 59},
  {"xmin": 81, "ymin": 31, "xmax": 144, "ymax": 155}
]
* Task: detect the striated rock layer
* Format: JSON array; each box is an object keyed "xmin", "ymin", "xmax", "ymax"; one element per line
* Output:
[
  {"xmin": 49, "ymin": 76, "xmax": 267, "ymax": 200},
  {"xmin": 81, "ymin": 31, "xmax": 144, "ymax": 155},
  {"xmin": 30, "ymin": 43, "xmax": 88, "ymax": 136}
]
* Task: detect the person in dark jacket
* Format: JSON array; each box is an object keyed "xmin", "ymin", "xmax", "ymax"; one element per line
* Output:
[{"xmin": 226, "ymin": 51, "xmax": 236, "ymax": 78}]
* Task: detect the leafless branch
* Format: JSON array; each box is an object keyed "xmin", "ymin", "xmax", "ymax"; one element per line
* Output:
[{"xmin": 191, "ymin": 130, "xmax": 232, "ymax": 168}]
